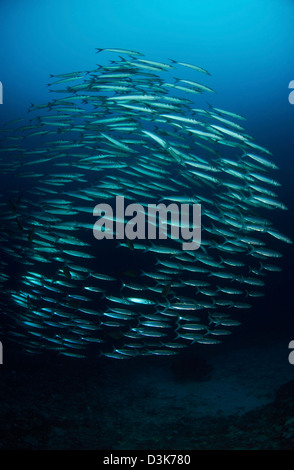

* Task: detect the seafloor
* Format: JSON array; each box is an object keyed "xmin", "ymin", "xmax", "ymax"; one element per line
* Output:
[{"xmin": 0, "ymin": 330, "xmax": 294, "ymax": 450}]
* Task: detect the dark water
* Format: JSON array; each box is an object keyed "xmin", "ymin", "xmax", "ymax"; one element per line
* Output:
[{"xmin": 0, "ymin": 0, "xmax": 294, "ymax": 452}]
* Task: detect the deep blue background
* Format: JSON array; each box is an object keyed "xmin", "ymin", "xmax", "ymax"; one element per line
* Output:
[
  {"xmin": 1, "ymin": 0, "xmax": 294, "ymax": 451},
  {"xmin": 1, "ymin": 0, "xmax": 293, "ymax": 334},
  {"xmin": 0, "ymin": 0, "xmax": 293, "ymax": 360}
]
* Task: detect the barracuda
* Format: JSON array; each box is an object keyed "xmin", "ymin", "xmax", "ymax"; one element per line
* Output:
[{"xmin": 0, "ymin": 47, "xmax": 289, "ymax": 360}]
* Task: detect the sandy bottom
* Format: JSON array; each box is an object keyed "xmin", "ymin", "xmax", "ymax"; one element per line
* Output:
[{"xmin": 1, "ymin": 335, "xmax": 294, "ymax": 449}]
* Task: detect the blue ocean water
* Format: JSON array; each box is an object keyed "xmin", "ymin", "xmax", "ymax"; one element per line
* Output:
[{"xmin": 0, "ymin": 0, "xmax": 294, "ymax": 451}]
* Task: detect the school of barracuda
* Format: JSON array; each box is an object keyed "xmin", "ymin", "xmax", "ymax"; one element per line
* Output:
[{"xmin": 0, "ymin": 48, "xmax": 291, "ymax": 359}]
